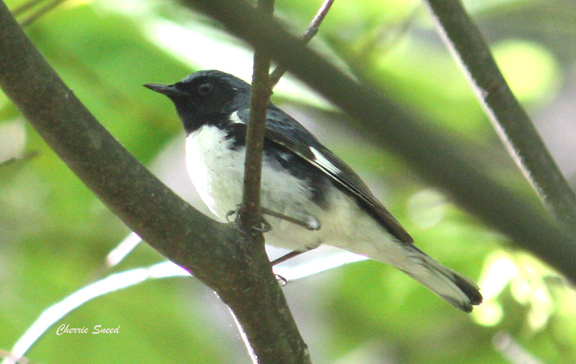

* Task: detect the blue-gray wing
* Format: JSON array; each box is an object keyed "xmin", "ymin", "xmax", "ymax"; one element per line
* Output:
[{"xmin": 236, "ymin": 107, "xmax": 413, "ymax": 243}]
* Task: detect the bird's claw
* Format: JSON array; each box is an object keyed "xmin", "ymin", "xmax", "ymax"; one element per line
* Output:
[
  {"xmin": 226, "ymin": 205, "xmax": 272, "ymax": 233},
  {"xmin": 274, "ymin": 273, "xmax": 288, "ymax": 286}
]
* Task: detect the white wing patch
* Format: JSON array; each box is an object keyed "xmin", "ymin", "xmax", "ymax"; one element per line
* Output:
[
  {"xmin": 229, "ymin": 110, "xmax": 245, "ymax": 124},
  {"xmin": 311, "ymin": 147, "xmax": 341, "ymax": 176}
]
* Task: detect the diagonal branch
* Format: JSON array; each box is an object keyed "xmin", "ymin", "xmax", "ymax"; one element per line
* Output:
[
  {"xmin": 184, "ymin": 0, "xmax": 576, "ymax": 281},
  {"xmin": 12, "ymin": 0, "xmax": 67, "ymax": 27},
  {"xmin": 12, "ymin": 0, "xmax": 47, "ymax": 15},
  {"xmin": 423, "ymin": 0, "xmax": 576, "ymax": 234}
]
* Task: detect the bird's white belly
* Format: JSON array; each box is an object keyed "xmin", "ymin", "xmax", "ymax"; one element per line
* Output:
[
  {"xmin": 185, "ymin": 125, "xmax": 322, "ymax": 250},
  {"xmin": 185, "ymin": 125, "xmax": 245, "ymax": 220}
]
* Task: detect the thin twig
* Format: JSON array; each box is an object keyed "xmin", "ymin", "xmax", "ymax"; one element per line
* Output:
[
  {"xmin": 12, "ymin": 0, "xmax": 47, "ymax": 16},
  {"xmin": 350, "ymin": 5, "xmax": 420, "ymax": 71},
  {"xmin": 269, "ymin": 0, "xmax": 335, "ymax": 86},
  {"xmin": 422, "ymin": 0, "xmax": 576, "ymax": 235},
  {"xmin": 21, "ymin": 0, "xmax": 67, "ymax": 27}
]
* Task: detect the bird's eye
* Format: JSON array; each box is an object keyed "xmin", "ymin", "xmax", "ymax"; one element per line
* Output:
[{"xmin": 197, "ymin": 83, "xmax": 213, "ymax": 96}]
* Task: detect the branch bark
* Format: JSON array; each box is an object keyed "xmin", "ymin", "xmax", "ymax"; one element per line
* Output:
[
  {"xmin": 184, "ymin": 0, "xmax": 576, "ymax": 281},
  {"xmin": 0, "ymin": 2, "xmax": 306, "ymax": 363},
  {"xmin": 422, "ymin": 0, "xmax": 576, "ymax": 237}
]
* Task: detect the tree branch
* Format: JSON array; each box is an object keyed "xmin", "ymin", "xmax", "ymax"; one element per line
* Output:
[
  {"xmin": 239, "ymin": 0, "xmax": 311, "ymax": 361},
  {"xmin": 240, "ymin": 0, "xmax": 273, "ymax": 231},
  {"xmin": 0, "ymin": 2, "xmax": 307, "ymax": 363},
  {"xmin": 423, "ymin": 0, "xmax": 576, "ymax": 234},
  {"xmin": 184, "ymin": 0, "xmax": 576, "ymax": 281}
]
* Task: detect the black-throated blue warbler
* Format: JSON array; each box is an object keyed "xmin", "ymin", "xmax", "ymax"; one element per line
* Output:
[{"xmin": 145, "ymin": 70, "xmax": 482, "ymax": 312}]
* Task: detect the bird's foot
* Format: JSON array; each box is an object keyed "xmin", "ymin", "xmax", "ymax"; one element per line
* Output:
[{"xmin": 226, "ymin": 205, "xmax": 272, "ymax": 233}]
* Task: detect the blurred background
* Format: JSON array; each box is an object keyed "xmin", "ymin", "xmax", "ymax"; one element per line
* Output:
[{"xmin": 1, "ymin": 0, "xmax": 575, "ymax": 363}]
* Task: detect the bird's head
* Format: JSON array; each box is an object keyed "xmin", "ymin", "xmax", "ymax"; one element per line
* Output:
[{"xmin": 145, "ymin": 70, "xmax": 250, "ymax": 133}]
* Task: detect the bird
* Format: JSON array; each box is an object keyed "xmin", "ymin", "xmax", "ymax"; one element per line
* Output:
[{"xmin": 144, "ymin": 70, "xmax": 482, "ymax": 312}]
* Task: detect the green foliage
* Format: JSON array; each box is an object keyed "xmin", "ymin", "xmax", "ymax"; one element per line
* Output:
[{"xmin": 1, "ymin": 0, "xmax": 575, "ymax": 363}]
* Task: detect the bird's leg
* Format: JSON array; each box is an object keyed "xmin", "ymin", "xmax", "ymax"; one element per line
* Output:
[
  {"xmin": 261, "ymin": 207, "xmax": 321, "ymax": 231},
  {"xmin": 270, "ymin": 250, "xmax": 307, "ymax": 265},
  {"xmin": 272, "ymin": 247, "xmax": 318, "ymax": 285},
  {"xmin": 226, "ymin": 205, "xmax": 318, "ymax": 281},
  {"xmin": 272, "ymin": 249, "xmax": 316, "ymax": 285},
  {"xmin": 226, "ymin": 205, "xmax": 321, "ymax": 232}
]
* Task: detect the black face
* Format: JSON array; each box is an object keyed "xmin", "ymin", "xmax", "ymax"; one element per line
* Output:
[{"xmin": 146, "ymin": 70, "xmax": 251, "ymax": 133}]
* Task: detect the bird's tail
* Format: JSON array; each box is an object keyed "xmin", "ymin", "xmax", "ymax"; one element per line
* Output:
[{"xmin": 400, "ymin": 244, "xmax": 482, "ymax": 312}]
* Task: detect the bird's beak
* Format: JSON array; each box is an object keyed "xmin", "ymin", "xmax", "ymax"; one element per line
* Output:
[{"xmin": 144, "ymin": 83, "xmax": 187, "ymax": 98}]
